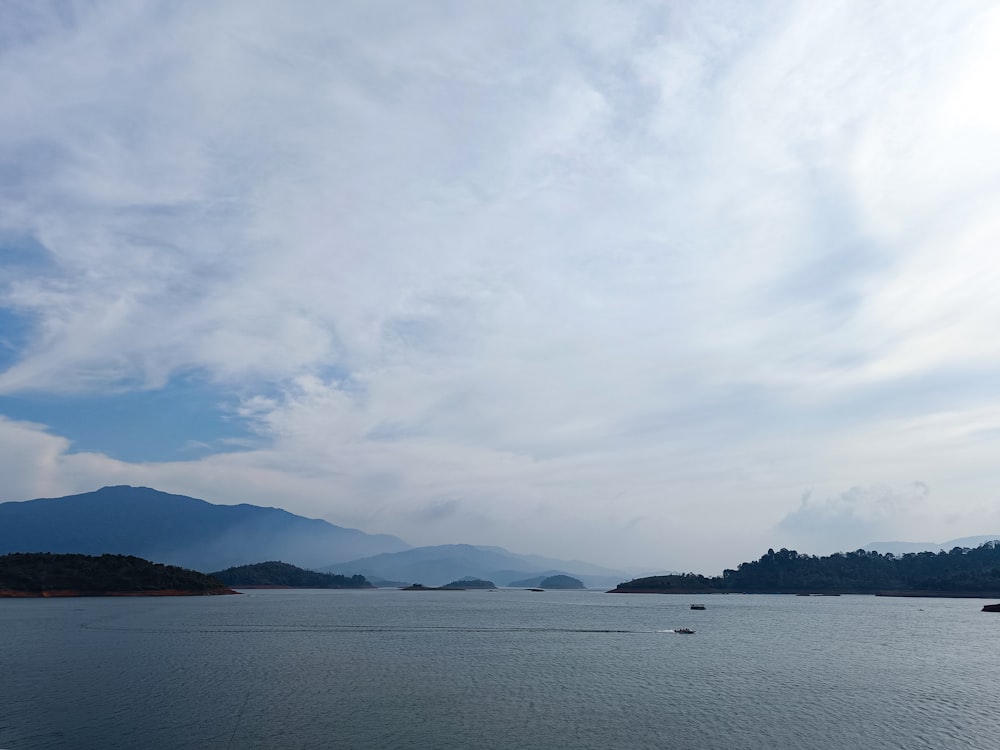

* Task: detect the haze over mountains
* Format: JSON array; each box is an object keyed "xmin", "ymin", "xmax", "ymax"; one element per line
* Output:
[
  {"xmin": 0, "ymin": 486, "xmax": 408, "ymax": 571},
  {"xmin": 0, "ymin": 486, "xmax": 633, "ymax": 585},
  {"xmin": 321, "ymin": 545, "xmax": 630, "ymax": 588},
  {"xmin": 5, "ymin": 485, "xmax": 989, "ymax": 586}
]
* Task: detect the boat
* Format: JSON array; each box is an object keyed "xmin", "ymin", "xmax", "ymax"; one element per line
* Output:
[
  {"xmin": 690, "ymin": 603, "xmax": 705, "ymax": 610},
  {"xmin": 674, "ymin": 627, "xmax": 695, "ymax": 634}
]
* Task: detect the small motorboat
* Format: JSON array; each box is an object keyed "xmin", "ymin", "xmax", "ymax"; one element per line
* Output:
[
  {"xmin": 674, "ymin": 627, "xmax": 695, "ymax": 634},
  {"xmin": 690, "ymin": 603, "xmax": 705, "ymax": 610}
]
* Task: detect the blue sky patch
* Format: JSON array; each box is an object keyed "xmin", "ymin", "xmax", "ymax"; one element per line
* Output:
[
  {"xmin": 0, "ymin": 376, "xmax": 257, "ymax": 462},
  {"xmin": 0, "ymin": 308, "xmax": 36, "ymax": 372}
]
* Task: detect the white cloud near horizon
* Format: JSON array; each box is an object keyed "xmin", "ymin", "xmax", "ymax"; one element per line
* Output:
[
  {"xmin": 775, "ymin": 482, "xmax": 932, "ymax": 553},
  {"xmin": 2, "ymin": 1, "xmax": 1000, "ymax": 572}
]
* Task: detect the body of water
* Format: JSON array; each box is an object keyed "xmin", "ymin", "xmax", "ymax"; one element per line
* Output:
[{"xmin": 2, "ymin": 589, "xmax": 999, "ymax": 749}]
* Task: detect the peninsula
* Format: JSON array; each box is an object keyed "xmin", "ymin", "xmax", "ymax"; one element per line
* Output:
[
  {"xmin": 0, "ymin": 552, "xmax": 236, "ymax": 597},
  {"xmin": 609, "ymin": 542, "xmax": 1000, "ymax": 596}
]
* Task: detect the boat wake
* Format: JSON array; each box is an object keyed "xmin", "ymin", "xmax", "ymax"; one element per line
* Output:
[{"xmin": 81, "ymin": 622, "xmax": 652, "ymax": 635}]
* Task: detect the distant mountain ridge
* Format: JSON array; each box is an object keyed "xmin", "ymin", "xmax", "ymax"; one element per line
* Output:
[
  {"xmin": 320, "ymin": 543, "xmax": 630, "ymax": 587},
  {"xmin": 863, "ymin": 535, "xmax": 1000, "ymax": 555},
  {"xmin": 0, "ymin": 486, "xmax": 409, "ymax": 572},
  {"xmin": 0, "ymin": 486, "xmax": 637, "ymax": 585}
]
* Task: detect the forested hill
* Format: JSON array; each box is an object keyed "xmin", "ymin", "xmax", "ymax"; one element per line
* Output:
[
  {"xmin": 0, "ymin": 553, "xmax": 235, "ymax": 596},
  {"xmin": 210, "ymin": 561, "xmax": 372, "ymax": 588},
  {"xmin": 611, "ymin": 542, "xmax": 1000, "ymax": 595}
]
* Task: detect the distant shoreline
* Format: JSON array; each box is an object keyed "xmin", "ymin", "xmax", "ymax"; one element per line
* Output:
[
  {"xmin": 231, "ymin": 584, "xmax": 378, "ymax": 590},
  {"xmin": 0, "ymin": 587, "xmax": 238, "ymax": 598},
  {"xmin": 607, "ymin": 588, "xmax": 1000, "ymax": 598}
]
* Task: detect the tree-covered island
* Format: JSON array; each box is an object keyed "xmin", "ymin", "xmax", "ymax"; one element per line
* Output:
[
  {"xmin": 399, "ymin": 577, "xmax": 501, "ymax": 590},
  {"xmin": 507, "ymin": 574, "xmax": 585, "ymax": 589},
  {"xmin": 610, "ymin": 542, "xmax": 1000, "ymax": 596},
  {"xmin": 440, "ymin": 578, "xmax": 497, "ymax": 589},
  {"xmin": 210, "ymin": 561, "xmax": 372, "ymax": 588},
  {"xmin": 0, "ymin": 553, "xmax": 236, "ymax": 597}
]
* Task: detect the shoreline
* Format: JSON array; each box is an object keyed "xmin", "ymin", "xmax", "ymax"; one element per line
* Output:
[
  {"xmin": 0, "ymin": 587, "xmax": 239, "ymax": 598},
  {"xmin": 607, "ymin": 588, "xmax": 1000, "ymax": 598}
]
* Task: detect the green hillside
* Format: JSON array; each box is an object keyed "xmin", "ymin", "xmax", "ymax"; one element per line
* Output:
[{"xmin": 0, "ymin": 553, "xmax": 234, "ymax": 596}]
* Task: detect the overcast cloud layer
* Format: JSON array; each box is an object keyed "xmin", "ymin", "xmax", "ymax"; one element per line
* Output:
[{"xmin": 2, "ymin": 1, "xmax": 1000, "ymax": 573}]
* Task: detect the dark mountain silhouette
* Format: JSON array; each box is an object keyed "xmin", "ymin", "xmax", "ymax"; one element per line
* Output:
[
  {"xmin": 0, "ymin": 486, "xmax": 409, "ymax": 572},
  {"xmin": 320, "ymin": 544, "xmax": 629, "ymax": 587}
]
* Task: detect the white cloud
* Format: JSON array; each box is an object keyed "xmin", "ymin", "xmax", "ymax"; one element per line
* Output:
[
  {"xmin": 775, "ymin": 482, "xmax": 931, "ymax": 553},
  {"xmin": 2, "ymin": 1, "xmax": 1000, "ymax": 572}
]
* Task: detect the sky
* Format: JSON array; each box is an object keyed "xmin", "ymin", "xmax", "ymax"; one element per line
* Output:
[{"xmin": 2, "ymin": 0, "xmax": 1000, "ymax": 574}]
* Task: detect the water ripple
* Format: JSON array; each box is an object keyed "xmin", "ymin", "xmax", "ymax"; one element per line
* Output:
[{"xmin": 3, "ymin": 591, "xmax": 999, "ymax": 749}]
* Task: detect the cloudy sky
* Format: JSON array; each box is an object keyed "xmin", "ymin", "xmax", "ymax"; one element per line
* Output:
[{"xmin": 2, "ymin": 0, "xmax": 999, "ymax": 573}]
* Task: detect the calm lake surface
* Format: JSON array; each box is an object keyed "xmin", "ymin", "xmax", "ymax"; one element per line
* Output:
[{"xmin": 2, "ymin": 589, "xmax": 999, "ymax": 749}]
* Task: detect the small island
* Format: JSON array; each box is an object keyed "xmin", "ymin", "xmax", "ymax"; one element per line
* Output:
[
  {"xmin": 210, "ymin": 561, "xmax": 372, "ymax": 589},
  {"xmin": 400, "ymin": 578, "xmax": 497, "ymax": 591},
  {"xmin": 539, "ymin": 574, "xmax": 584, "ymax": 589},
  {"xmin": 401, "ymin": 583, "xmax": 453, "ymax": 591},
  {"xmin": 0, "ymin": 552, "xmax": 236, "ymax": 597},
  {"xmin": 609, "ymin": 573, "xmax": 721, "ymax": 594},
  {"xmin": 508, "ymin": 574, "xmax": 585, "ymax": 589},
  {"xmin": 441, "ymin": 578, "xmax": 497, "ymax": 589}
]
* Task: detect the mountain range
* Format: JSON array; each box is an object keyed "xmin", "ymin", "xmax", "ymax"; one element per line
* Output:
[
  {"xmin": 0, "ymin": 485, "xmax": 408, "ymax": 571},
  {"xmin": 0, "ymin": 486, "xmax": 633, "ymax": 585}
]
